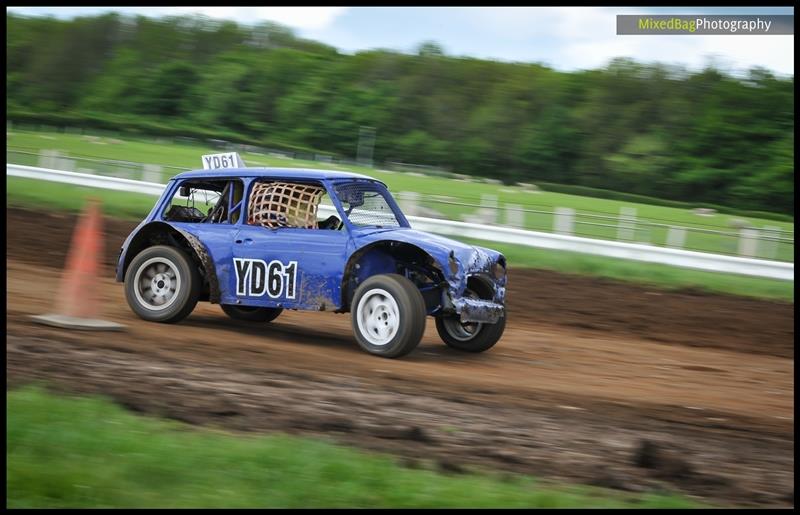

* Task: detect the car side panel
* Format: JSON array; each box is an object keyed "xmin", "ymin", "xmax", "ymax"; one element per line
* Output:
[
  {"xmin": 226, "ymin": 226, "xmax": 349, "ymax": 311},
  {"xmin": 166, "ymin": 222, "xmax": 236, "ymax": 303}
]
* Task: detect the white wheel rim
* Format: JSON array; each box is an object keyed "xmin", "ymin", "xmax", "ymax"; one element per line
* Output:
[
  {"xmin": 133, "ymin": 257, "xmax": 182, "ymax": 311},
  {"xmin": 356, "ymin": 288, "xmax": 400, "ymax": 346}
]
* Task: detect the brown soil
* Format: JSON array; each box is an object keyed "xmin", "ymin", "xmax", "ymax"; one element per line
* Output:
[
  {"xmin": 5, "ymin": 207, "xmax": 795, "ymax": 507},
  {"xmin": 7, "ymin": 207, "xmax": 794, "ymax": 358}
]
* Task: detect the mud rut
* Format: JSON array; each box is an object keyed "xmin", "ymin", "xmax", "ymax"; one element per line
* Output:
[{"xmin": 5, "ymin": 208, "xmax": 795, "ymax": 507}]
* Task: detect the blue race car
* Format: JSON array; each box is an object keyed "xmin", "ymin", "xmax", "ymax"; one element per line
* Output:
[{"xmin": 116, "ymin": 162, "xmax": 507, "ymax": 358}]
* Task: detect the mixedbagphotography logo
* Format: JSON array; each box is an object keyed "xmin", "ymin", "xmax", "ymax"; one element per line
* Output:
[{"xmin": 617, "ymin": 14, "xmax": 794, "ymax": 35}]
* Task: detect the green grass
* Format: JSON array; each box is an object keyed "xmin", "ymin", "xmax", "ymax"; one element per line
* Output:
[
  {"xmin": 463, "ymin": 238, "xmax": 794, "ymax": 302},
  {"xmin": 6, "ymin": 176, "xmax": 793, "ymax": 302},
  {"xmin": 6, "ymin": 386, "xmax": 700, "ymax": 508},
  {"xmin": 7, "ymin": 176, "xmax": 159, "ymax": 220},
  {"xmin": 7, "ymin": 128, "xmax": 794, "ymax": 261}
]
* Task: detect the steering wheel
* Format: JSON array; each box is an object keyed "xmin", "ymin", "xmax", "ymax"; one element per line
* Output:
[
  {"xmin": 204, "ymin": 183, "xmax": 231, "ymax": 224},
  {"xmin": 318, "ymin": 215, "xmax": 342, "ymax": 230},
  {"xmin": 210, "ymin": 203, "xmax": 226, "ymax": 223},
  {"xmin": 203, "ymin": 202, "xmax": 226, "ymax": 223}
]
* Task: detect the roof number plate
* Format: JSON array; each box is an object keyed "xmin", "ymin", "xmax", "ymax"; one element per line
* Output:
[{"xmin": 202, "ymin": 152, "xmax": 246, "ymax": 170}]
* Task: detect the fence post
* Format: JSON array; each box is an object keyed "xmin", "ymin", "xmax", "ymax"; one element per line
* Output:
[
  {"xmin": 666, "ymin": 226, "xmax": 687, "ymax": 249},
  {"xmin": 554, "ymin": 207, "xmax": 575, "ymax": 235},
  {"xmin": 142, "ymin": 164, "xmax": 163, "ymax": 183},
  {"xmin": 738, "ymin": 228, "xmax": 759, "ymax": 257},
  {"xmin": 38, "ymin": 149, "xmax": 58, "ymax": 169},
  {"xmin": 760, "ymin": 226, "xmax": 780, "ymax": 260},
  {"xmin": 617, "ymin": 207, "xmax": 637, "ymax": 241},
  {"xmin": 505, "ymin": 204, "xmax": 525, "ymax": 228},
  {"xmin": 38, "ymin": 149, "xmax": 75, "ymax": 172},
  {"xmin": 481, "ymin": 194, "xmax": 498, "ymax": 224}
]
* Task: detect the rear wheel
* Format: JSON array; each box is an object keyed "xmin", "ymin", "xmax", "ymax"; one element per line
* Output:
[
  {"xmin": 124, "ymin": 245, "xmax": 201, "ymax": 323},
  {"xmin": 351, "ymin": 274, "xmax": 427, "ymax": 358},
  {"xmin": 221, "ymin": 304, "xmax": 283, "ymax": 323}
]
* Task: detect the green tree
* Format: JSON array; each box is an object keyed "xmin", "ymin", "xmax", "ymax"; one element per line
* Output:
[{"xmin": 5, "ymin": 12, "xmax": 794, "ymax": 215}]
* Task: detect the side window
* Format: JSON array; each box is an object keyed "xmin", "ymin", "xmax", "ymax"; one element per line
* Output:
[
  {"xmin": 335, "ymin": 182, "xmax": 401, "ymax": 228},
  {"xmin": 247, "ymin": 180, "xmax": 328, "ymax": 229},
  {"xmin": 162, "ymin": 179, "xmax": 244, "ymax": 224}
]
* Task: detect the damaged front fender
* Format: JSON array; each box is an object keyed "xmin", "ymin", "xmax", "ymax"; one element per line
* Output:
[{"xmin": 351, "ymin": 228, "xmax": 507, "ymax": 320}]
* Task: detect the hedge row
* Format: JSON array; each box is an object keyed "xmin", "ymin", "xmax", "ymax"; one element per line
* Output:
[
  {"xmin": 7, "ymin": 109, "xmax": 793, "ymax": 224},
  {"xmin": 535, "ymin": 182, "xmax": 794, "ymax": 223}
]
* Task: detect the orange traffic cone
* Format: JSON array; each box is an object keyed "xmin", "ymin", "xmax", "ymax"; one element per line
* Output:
[{"xmin": 30, "ymin": 198, "xmax": 125, "ymax": 331}]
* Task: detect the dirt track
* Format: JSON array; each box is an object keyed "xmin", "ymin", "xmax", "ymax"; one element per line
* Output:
[
  {"xmin": 8, "ymin": 207, "xmax": 794, "ymax": 358},
  {"xmin": 5, "ymin": 208, "xmax": 795, "ymax": 507}
]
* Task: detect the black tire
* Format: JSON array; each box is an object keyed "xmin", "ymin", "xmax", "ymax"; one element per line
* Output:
[
  {"xmin": 221, "ymin": 304, "xmax": 283, "ymax": 323},
  {"xmin": 350, "ymin": 273, "xmax": 427, "ymax": 358},
  {"xmin": 124, "ymin": 245, "xmax": 201, "ymax": 324},
  {"xmin": 435, "ymin": 275, "xmax": 506, "ymax": 353},
  {"xmin": 435, "ymin": 313, "xmax": 506, "ymax": 353}
]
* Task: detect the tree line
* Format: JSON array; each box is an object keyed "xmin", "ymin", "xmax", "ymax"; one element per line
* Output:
[{"xmin": 6, "ymin": 13, "xmax": 794, "ymax": 214}]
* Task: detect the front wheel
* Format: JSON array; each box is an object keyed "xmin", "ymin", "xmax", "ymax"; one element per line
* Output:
[
  {"xmin": 351, "ymin": 274, "xmax": 427, "ymax": 358},
  {"xmin": 435, "ymin": 313, "xmax": 506, "ymax": 353},
  {"xmin": 221, "ymin": 304, "xmax": 283, "ymax": 323}
]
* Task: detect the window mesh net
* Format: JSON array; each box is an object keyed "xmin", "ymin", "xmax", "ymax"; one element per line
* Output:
[
  {"xmin": 247, "ymin": 181, "xmax": 325, "ymax": 229},
  {"xmin": 335, "ymin": 182, "xmax": 401, "ymax": 228}
]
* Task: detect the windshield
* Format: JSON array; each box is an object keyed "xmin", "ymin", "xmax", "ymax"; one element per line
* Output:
[{"xmin": 334, "ymin": 181, "xmax": 403, "ymax": 228}]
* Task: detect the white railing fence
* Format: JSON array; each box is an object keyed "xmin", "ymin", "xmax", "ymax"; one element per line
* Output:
[
  {"xmin": 8, "ymin": 163, "xmax": 794, "ymax": 281},
  {"xmin": 7, "ymin": 148, "xmax": 793, "ymax": 261}
]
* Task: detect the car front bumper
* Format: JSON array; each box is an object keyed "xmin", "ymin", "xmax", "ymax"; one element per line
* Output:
[{"xmin": 452, "ymin": 297, "xmax": 505, "ymax": 324}]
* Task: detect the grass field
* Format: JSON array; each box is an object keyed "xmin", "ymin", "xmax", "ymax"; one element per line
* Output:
[
  {"xmin": 6, "ymin": 386, "xmax": 699, "ymax": 508},
  {"xmin": 7, "ymin": 176, "xmax": 793, "ymax": 302},
  {"xmin": 7, "ymin": 128, "xmax": 794, "ymax": 261}
]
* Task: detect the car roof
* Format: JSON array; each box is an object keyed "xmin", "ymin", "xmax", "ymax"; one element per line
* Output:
[{"xmin": 171, "ymin": 167, "xmax": 385, "ymax": 185}]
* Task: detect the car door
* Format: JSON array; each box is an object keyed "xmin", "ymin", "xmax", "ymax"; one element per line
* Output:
[
  {"xmin": 226, "ymin": 179, "xmax": 348, "ymax": 311},
  {"xmin": 159, "ymin": 177, "xmax": 244, "ymax": 302}
]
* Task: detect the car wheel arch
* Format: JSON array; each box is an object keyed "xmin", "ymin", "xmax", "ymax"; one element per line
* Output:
[
  {"xmin": 122, "ymin": 222, "xmax": 221, "ymax": 303},
  {"xmin": 341, "ymin": 240, "xmax": 447, "ymax": 311}
]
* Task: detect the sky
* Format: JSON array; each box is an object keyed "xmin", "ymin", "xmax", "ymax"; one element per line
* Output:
[{"xmin": 6, "ymin": 6, "xmax": 794, "ymax": 76}]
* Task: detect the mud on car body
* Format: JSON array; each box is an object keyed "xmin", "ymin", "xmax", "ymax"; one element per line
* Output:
[{"xmin": 116, "ymin": 158, "xmax": 507, "ymax": 358}]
